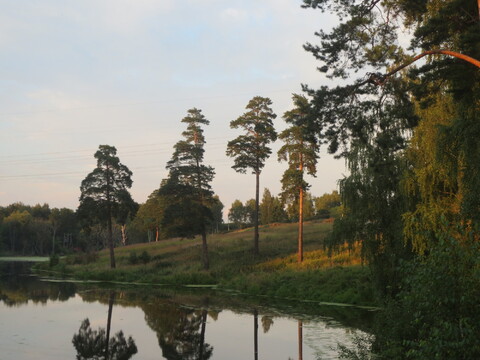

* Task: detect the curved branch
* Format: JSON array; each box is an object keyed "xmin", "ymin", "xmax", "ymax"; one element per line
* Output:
[{"xmin": 366, "ymin": 49, "xmax": 480, "ymax": 86}]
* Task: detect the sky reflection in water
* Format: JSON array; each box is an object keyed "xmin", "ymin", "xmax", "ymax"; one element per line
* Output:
[{"xmin": 0, "ymin": 262, "xmax": 371, "ymax": 359}]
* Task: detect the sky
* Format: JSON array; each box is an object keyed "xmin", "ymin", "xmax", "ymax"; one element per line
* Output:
[{"xmin": 0, "ymin": 0, "xmax": 345, "ymax": 216}]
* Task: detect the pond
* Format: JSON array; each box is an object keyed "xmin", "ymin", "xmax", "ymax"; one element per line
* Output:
[{"xmin": 0, "ymin": 261, "xmax": 375, "ymax": 359}]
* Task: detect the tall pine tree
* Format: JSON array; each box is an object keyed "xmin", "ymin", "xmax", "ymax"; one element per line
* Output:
[
  {"xmin": 160, "ymin": 108, "xmax": 215, "ymax": 270},
  {"xmin": 278, "ymin": 94, "xmax": 319, "ymax": 262},
  {"xmin": 226, "ymin": 96, "xmax": 277, "ymax": 255}
]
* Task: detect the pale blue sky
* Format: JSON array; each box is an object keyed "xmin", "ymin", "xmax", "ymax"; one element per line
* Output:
[{"xmin": 0, "ymin": 0, "xmax": 344, "ymax": 214}]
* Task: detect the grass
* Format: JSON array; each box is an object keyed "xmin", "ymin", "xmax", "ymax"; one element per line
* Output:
[
  {"xmin": 37, "ymin": 220, "xmax": 376, "ymax": 306},
  {"xmin": 0, "ymin": 256, "xmax": 49, "ymax": 262}
]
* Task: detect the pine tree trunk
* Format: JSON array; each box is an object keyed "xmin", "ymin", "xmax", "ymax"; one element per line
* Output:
[
  {"xmin": 108, "ymin": 215, "xmax": 116, "ymax": 269},
  {"xmin": 106, "ymin": 164, "xmax": 116, "ymax": 269},
  {"xmin": 298, "ymin": 186, "xmax": 304, "ymax": 263},
  {"xmin": 254, "ymin": 171, "xmax": 260, "ymax": 255},
  {"xmin": 155, "ymin": 226, "xmax": 159, "ymax": 242},
  {"xmin": 201, "ymin": 229, "xmax": 209, "ymax": 270}
]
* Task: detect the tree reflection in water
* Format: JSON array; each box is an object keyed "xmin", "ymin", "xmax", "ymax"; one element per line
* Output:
[
  {"xmin": 159, "ymin": 309, "xmax": 213, "ymax": 360},
  {"xmin": 72, "ymin": 292, "xmax": 137, "ymax": 360}
]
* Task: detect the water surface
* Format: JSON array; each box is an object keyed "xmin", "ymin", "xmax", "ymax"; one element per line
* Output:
[{"xmin": 0, "ymin": 262, "xmax": 373, "ymax": 359}]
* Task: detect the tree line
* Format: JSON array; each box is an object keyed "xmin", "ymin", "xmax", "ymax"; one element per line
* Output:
[{"xmin": 0, "ymin": 99, "xmax": 340, "ymax": 264}]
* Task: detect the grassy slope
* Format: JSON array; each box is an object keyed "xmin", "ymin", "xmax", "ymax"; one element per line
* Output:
[{"xmin": 42, "ymin": 220, "xmax": 376, "ymax": 306}]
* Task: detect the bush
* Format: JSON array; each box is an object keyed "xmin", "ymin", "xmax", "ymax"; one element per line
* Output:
[
  {"xmin": 49, "ymin": 254, "xmax": 59, "ymax": 267},
  {"xmin": 139, "ymin": 250, "xmax": 151, "ymax": 264},
  {"xmin": 129, "ymin": 251, "xmax": 151, "ymax": 265},
  {"xmin": 128, "ymin": 251, "xmax": 138, "ymax": 265}
]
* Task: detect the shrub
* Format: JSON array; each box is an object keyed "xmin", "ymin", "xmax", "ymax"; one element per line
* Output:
[
  {"xmin": 49, "ymin": 254, "xmax": 59, "ymax": 267},
  {"xmin": 128, "ymin": 251, "xmax": 138, "ymax": 265},
  {"xmin": 139, "ymin": 251, "xmax": 151, "ymax": 264}
]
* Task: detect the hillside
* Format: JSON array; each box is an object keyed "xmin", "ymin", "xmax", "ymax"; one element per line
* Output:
[{"xmin": 40, "ymin": 220, "xmax": 376, "ymax": 306}]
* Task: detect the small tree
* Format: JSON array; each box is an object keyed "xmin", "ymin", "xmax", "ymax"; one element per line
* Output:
[
  {"xmin": 228, "ymin": 200, "xmax": 246, "ymax": 229},
  {"xmin": 209, "ymin": 195, "xmax": 224, "ymax": 234},
  {"xmin": 160, "ymin": 108, "xmax": 215, "ymax": 270},
  {"xmin": 278, "ymin": 94, "xmax": 318, "ymax": 262},
  {"xmin": 78, "ymin": 145, "xmax": 134, "ymax": 269},
  {"xmin": 226, "ymin": 96, "xmax": 277, "ymax": 255}
]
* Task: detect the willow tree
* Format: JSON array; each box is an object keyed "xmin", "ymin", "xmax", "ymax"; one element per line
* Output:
[
  {"xmin": 302, "ymin": 0, "xmax": 480, "ymax": 291},
  {"xmin": 160, "ymin": 108, "xmax": 215, "ymax": 270},
  {"xmin": 226, "ymin": 96, "xmax": 277, "ymax": 255},
  {"xmin": 302, "ymin": 0, "xmax": 480, "ymax": 356},
  {"xmin": 278, "ymin": 94, "xmax": 318, "ymax": 262},
  {"xmin": 78, "ymin": 145, "xmax": 134, "ymax": 269}
]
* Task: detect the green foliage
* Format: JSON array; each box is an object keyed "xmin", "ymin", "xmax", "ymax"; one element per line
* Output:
[
  {"xmin": 226, "ymin": 96, "xmax": 277, "ymax": 175},
  {"xmin": 128, "ymin": 251, "xmax": 138, "ymax": 265},
  {"xmin": 49, "ymin": 253, "xmax": 59, "ymax": 267},
  {"xmin": 0, "ymin": 203, "xmax": 79, "ymax": 256},
  {"xmin": 278, "ymin": 94, "xmax": 318, "ymax": 200},
  {"xmin": 139, "ymin": 250, "xmax": 151, "ymax": 265},
  {"xmin": 78, "ymin": 145, "xmax": 134, "ymax": 228},
  {"xmin": 78, "ymin": 145, "xmax": 135, "ymax": 268},
  {"xmin": 314, "ymin": 190, "xmax": 341, "ymax": 218},
  {"xmin": 374, "ymin": 231, "xmax": 480, "ymax": 359},
  {"xmin": 161, "ymin": 108, "xmax": 215, "ymax": 270},
  {"xmin": 208, "ymin": 195, "xmax": 224, "ymax": 233},
  {"xmin": 228, "ymin": 199, "xmax": 247, "ymax": 229},
  {"xmin": 259, "ymin": 188, "xmax": 287, "ymax": 225},
  {"xmin": 226, "ymin": 96, "xmax": 277, "ymax": 254}
]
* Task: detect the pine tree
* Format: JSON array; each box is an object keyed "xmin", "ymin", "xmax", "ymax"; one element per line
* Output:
[
  {"xmin": 161, "ymin": 108, "xmax": 215, "ymax": 270},
  {"xmin": 78, "ymin": 145, "xmax": 134, "ymax": 269},
  {"xmin": 226, "ymin": 96, "xmax": 277, "ymax": 255},
  {"xmin": 278, "ymin": 94, "xmax": 318, "ymax": 262}
]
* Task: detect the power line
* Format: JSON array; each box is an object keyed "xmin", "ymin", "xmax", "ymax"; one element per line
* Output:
[{"xmin": 0, "ymin": 88, "xmax": 294, "ymax": 118}]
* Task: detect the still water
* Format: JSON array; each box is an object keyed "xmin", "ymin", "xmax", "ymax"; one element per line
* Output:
[{"xmin": 0, "ymin": 262, "xmax": 374, "ymax": 359}]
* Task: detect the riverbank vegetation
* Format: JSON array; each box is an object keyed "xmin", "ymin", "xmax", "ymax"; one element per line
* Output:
[{"xmin": 36, "ymin": 221, "xmax": 375, "ymax": 307}]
